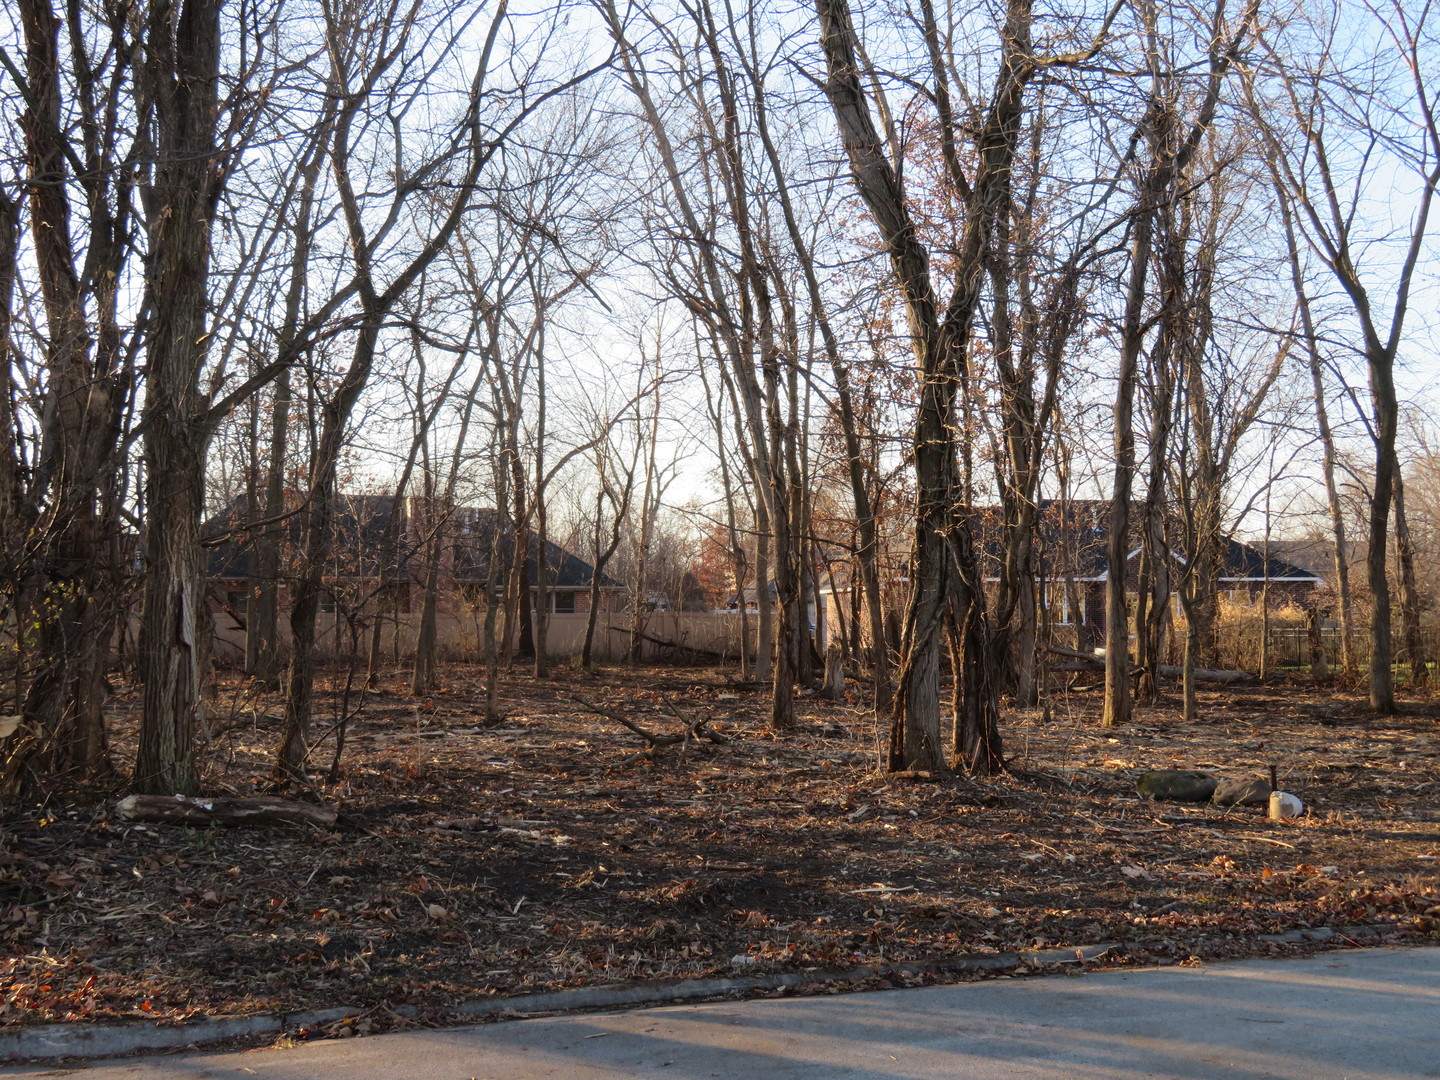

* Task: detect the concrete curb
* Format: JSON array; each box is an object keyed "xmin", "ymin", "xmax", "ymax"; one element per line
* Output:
[{"xmin": 0, "ymin": 931, "xmax": 1398, "ymax": 1063}]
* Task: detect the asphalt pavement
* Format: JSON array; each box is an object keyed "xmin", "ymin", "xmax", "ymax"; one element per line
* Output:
[{"xmin": 7, "ymin": 946, "xmax": 1438, "ymax": 1079}]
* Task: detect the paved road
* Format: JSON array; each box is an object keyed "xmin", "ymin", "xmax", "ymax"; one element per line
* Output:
[{"xmin": 9, "ymin": 947, "xmax": 1439, "ymax": 1079}]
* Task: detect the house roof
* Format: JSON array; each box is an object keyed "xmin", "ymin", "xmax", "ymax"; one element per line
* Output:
[
  {"xmin": 1217, "ymin": 537, "xmax": 1323, "ymax": 581},
  {"xmin": 1264, "ymin": 536, "xmax": 1354, "ymax": 580},
  {"xmin": 969, "ymin": 501, "xmax": 1324, "ymax": 584},
  {"xmin": 203, "ymin": 496, "xmax": 621, "ymax": 589}
]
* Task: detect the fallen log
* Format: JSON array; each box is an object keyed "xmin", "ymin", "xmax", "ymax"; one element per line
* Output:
[
  {"xmin": 604, "ymin": 626, "xmax": 730, "ymax": 660},
  {"xmin": 115, "ymin": 794, "xmax": 338, "ymax": 828},
  {"xmin": 1046, "ymin": 645, "xmax": 1252, "ymax": 684}
]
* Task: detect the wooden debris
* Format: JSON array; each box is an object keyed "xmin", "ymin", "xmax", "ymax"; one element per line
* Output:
[
  {"xmin": 603, "ymin": 626, "xmax": 730, "ymax": 660},
  {"xmin": 569, "ymin": 695, "xmax": 728, "ymax": 749},
  {"xmin": 1048, "ymin": 645, "xmax": 1252, "ymax": 684},
  {"xmin": 115, "ymin": 794, "xmax": 337, "ymax": 828},
  {"xmin": 1136, "ymin": 769, "xmax": 1219, "ymax": 802}
]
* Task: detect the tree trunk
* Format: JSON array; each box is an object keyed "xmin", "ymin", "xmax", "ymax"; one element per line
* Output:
[
  {"xmin": 117, "ymin": 794, "xmax": 338, "ymax": 828},
  {"xmin": 250, "ymin": 130, "xmax": 329, "ymax": 687},
  {"xmin": 11, "ymin": 0, "xmax": 128, "ymax": 785},
  {"xmin": 1102, "ymin": 198, "xmax": 1148, "ymax": 729},
  {"xmin": 532, "ymin": 314, "xmax": 551, "ymax": 678},
  {"xmin": 135, "ymin": 0, "xmax": 224, "ymax": 795},
  {"xmin": 1393, "ymin": 463, "xmax": 1426, "ymax": 687},
  {"xmin": 277, "ymin": 323, "xmax": 381, "ymax": 784},
  {"xmin": 251, "ymin": 367, "xmax": 291, "ymax": 688},
  {"xmin": 1281, "ymin": 196, "xmax": 1356, "ymax": 676},
  {"xmin": 816, "ymin": 0, "xmax": 1028, "ymax": 773},
  {"xmin": 1366, "ymin": 353, "xmax": 1399, "ymax": 714}
]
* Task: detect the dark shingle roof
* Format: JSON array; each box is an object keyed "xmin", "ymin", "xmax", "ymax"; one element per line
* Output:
[
  {"xmin": 972, "ymin": 500, "xmax": 1324, "ymax": 584},
  {"xmin": 203, "ymin": 496, "xmax": 620, "ymax": 589}
]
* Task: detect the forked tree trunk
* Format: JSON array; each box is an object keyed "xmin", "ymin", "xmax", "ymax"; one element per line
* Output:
[
  {"xmin": 12, "ymin": 0, "xmax": 127, "ymax": 784},
  {"xmin": 816, "ymin": 0, "xmax": 1030, "ymax": 773}
]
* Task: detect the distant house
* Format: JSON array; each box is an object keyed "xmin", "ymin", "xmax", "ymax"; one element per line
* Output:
[
  {"xmin": 971, "ymin": 501, "xmax": 1325, "ymax": 643},
  {"xmin": 203, "ymin": 495, "xmax": 623, "ymax": 620},
  {"xmin": 817, "ymin": 501, "xmax": 1324, "ymax": 650},
  {"xmin": 1264, "ymin": 535, "xmax": 1356, "ymax": 583},
  {"xmin": 724, "ymin": 580, "xmax": 832, "ymax": 650}
]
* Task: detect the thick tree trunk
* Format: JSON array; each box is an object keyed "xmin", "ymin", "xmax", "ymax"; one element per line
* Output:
[
  {"xmin": 1366, "ymin": 353, "xmax": 1399, "ymax": 714},
  {"xmin": 12, "ymin": 0, "xmax": 127, "ymax": 784},
  {"xmin": 136, "ymin": 443, "xmax": 206, "ymax": 795},
  {"xmin": 135, "ymin": 0, "xmax": 224, "ymax": 795},
  {"xmin": 816, "ymin": 0, "xmax": 1024, "ymax": 773}
]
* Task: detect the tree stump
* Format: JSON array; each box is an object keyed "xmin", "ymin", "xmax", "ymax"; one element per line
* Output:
[{"xmin": 822, "ymin": 644, "xmax": 846, "ymax": 701}]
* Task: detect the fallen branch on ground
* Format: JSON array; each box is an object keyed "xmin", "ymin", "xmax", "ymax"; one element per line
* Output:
[
  {"xmin": 1047, "ymin": 645, "xmax": 1252, "ymax": 684},
  {"xmin": 603, "ymin": 626, "xmax": 731, "ymax": 660},
  {"xmin": 570, "ymin": 695, "xmax": 728, "ymax": 749},
  {"xmin": 115, "ymin": 794, "xmax": 337, "ymax": 828},
  {"xmin": 659, "ymin": 695, "xmax": 732, "ymax": 745}
]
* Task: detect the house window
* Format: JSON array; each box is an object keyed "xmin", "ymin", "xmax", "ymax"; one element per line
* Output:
[
  {"xmin": 1048, "ymin": 585, "xmax": 1082, "ymax": 625},
  {"xmin": 553, "ymin": 591, "xmax": 575, "ymax": 614}
]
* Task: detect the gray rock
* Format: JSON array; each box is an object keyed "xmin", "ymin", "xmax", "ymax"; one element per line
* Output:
[
  {"xmin": 1212, "ymin": 777, "xmax": 1272, "ymax": 807},
  {"xmin": 1135, "ymin": 769, "xmax": 1218, "ymax": 802}
]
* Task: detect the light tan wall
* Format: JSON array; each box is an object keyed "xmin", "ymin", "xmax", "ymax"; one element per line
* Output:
[{"xmin": 211, "ymin": 608, "xmax": 756, "ymax": 665}]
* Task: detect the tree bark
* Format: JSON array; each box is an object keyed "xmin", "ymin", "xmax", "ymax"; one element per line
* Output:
[
  {"xmin": 1392, "ymin": 463, "xmax": 1427, "ymax": 687},
  {"xmin": 11, "ymin": 0, "xmax": 130, "ymax": 784},
  {"xmin": 135, "ymin": 0, "xmax": 225, "ymax": 795}
]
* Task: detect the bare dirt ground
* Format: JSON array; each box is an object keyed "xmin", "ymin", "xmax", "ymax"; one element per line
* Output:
[{"xmin": 3, "ymin": 663, "xmax": 1438, "ymax": 1034}]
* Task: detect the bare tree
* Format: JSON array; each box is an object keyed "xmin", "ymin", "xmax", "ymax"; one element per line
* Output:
[
  {"xmin": 275, "ymin": 0, "xmax": 603, "ymax": 782},
  {"xmin": 1247, "ymin": 0, "xmax": 1440, "ymax": 713},
  {"xmin": 1098, "ymin": 0, "xmax": 1256, "ymax": 729},
  {"xmin": 814, "ymin": 0, "xmax": 1117, "ymax": 770},
  {"xmin": 3, "ymin": 0, "xmax": 147, "ymax": 784}
]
